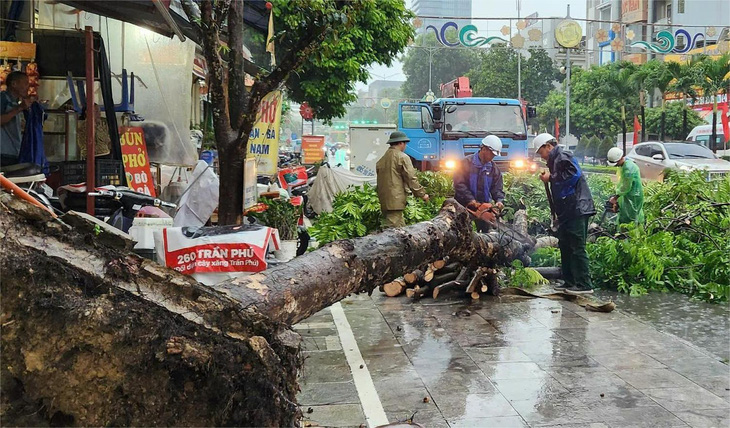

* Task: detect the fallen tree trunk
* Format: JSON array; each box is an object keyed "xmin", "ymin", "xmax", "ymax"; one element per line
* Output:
[
  {"xmin": 0, "ymin": 196, "xmax": 534, "ymax": 426},
  {"xmin": 212, "ymin": 199, "xmax": 534, "ymax": 326}
]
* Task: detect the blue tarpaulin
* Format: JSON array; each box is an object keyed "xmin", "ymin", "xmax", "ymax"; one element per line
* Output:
[{"xmin": 18, "ymin": 102, "xmax": 49, "ymax": 175}]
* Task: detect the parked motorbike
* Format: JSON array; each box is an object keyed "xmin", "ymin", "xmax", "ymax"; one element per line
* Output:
[{"xmin": 88, "ymin": 188, "xmax": 176, "ymax": 233}]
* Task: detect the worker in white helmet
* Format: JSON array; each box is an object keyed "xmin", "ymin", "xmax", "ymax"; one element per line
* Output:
[
  {"xmin": 606, "ymin": 147, "xmax": 644, "ymax": 225},
  {"xmin": 453, "ymin": 135, "xmax": 505, "ymax": 232},
  {"xmin": 535, "ymin": 132, "xmax": 596, "ymax": 295}
]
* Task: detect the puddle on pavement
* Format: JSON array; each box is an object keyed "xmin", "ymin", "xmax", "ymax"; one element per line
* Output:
[{"xmin": 595, "ymin": 289, "xmax": 730, "ymax": 361}]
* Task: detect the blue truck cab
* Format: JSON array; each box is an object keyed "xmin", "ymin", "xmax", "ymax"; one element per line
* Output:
[{"xmin": 398, "ymin": 96, "xmax": 537, "ymax": 172}]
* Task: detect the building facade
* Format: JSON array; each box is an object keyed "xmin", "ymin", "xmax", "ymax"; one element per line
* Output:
[
  {"xmin": 585, "ymin": 0, "xmax": 730, "ymax": 66},
  {"xmin": 412, "ymin": 0, "xmax": 472, "ymax": 32}
]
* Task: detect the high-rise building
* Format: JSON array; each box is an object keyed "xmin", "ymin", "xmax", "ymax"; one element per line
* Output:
[{"xmin": 412, "ymin": 0, "xmax": 473, "ymax": 32}]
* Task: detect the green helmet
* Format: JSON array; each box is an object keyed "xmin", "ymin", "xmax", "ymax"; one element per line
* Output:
[{"xmin": 387, "ymin": 131, "xmax": 410, "ymax": 145}]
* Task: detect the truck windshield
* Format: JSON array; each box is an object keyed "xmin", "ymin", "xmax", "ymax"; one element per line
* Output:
[{"xmin": 444, "ymin": 104, "xmax": 525, "ymax": 135}]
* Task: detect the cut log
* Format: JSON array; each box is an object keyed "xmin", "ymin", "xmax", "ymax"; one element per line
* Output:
[
  {"xmin": 439, "ymin": 262, "xmax": 462, "ymax": 273},
  {"xmin": 431, "ymin": 270, "xmax": 460, "ymax": 286},
  {"xmin": 404, "ymin": 269, "xmax": 424, "ymax": 285},
  {"xmin": 471, "ymin": 291, "xmax": 481, "ymax": 300},
  {"xmin": 433, "ymin": 267, "xmax": 470, "ymax": 299},
  {"xmin": 535, "ymin": 236, "xmax": 559, "ymax": 249},
  {"xmin": 0, "ymin": 196, "xmax": 535, "ymax": 426},
  {"xmin": 406, "ymin": 285, "xmax": 431, "ymax": 299},
  {"xmin": 431, "ymin": 256, "xmax": 450, "ymax": 271},
  {"xmin": 423, "ymin": 267, "xmax": 435, "ymax": 282},
  {"xmin": 465, "ymin": 267, "xmax": 486, "ymax": 294},
  {"xmin": 383, "ymin": 278, "xmax": 407, "ymax": 297},
  {"xmin": 533, "ymin": 266, "xmax": 562, "ymax": 279}
]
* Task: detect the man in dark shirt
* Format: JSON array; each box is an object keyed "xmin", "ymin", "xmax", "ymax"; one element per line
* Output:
[
  {"xmin": 453, "ymin": 135, "xmax": 505, "ymax": 232},
  {"xmin": 535, "ymin": 133, "xmax": 596, "ymax": 295},
  {"xmin": 1, "ymin": 71, "xmax": 32, "ymax": 167}
]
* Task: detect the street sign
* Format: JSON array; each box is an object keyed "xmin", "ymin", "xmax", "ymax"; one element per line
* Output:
[{"xmin": 380, "ymin": 98, "xmax": 392, "ymax": 109}]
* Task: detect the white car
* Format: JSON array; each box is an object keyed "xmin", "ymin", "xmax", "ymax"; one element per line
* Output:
[{"xmin": 627, "ymin": 141, "xmax": 730, "ymax": 181}]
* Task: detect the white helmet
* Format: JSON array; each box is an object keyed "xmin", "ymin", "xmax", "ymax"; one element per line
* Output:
[
  {"xmin": 481, "ymin": 135, "xmax": 502, "ymax": 156},
  {"xmin": 534, "ymin": 133, "xmax": 557, "ymax": 153},
  {"xmin": 607, "ymin": 147, "xmax": 624, "ymax": 166}
]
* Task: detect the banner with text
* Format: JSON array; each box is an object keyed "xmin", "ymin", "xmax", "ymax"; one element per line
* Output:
[
  {"xmin": 248, "ymin": 90, "xmax": 282, "ymax": 175},
  {"xmin": 119, "ymin": 127, "xmax": 156, "ymax": 196},
  {"xmin": 302, "ymin": 135, "xmax": 326, "ymax": 164}
]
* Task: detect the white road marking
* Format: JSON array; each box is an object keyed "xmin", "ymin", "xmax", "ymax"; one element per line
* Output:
[{"xmin": 330, "ymin": 302, "xmax": 389, "ymax": 428}]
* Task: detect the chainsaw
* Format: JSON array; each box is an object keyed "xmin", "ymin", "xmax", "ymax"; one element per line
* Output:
[{"xmin": 466, "ymin": 202, "xmax": 504, "ymax": 225}]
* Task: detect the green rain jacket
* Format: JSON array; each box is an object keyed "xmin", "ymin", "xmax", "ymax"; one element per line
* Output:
[{"xmin": 616, "ymin": 158, "xmax": 645, "ymax": 225}]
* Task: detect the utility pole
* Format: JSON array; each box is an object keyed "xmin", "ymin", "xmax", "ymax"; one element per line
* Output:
[{"xmin": 565, "ymin": 4, "xmax": 571, "ymax": 139}]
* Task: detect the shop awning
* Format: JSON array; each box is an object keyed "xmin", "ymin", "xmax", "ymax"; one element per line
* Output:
[{"xmin": 58, "ymin": 0, "xmax": 270, "ymax": 44}]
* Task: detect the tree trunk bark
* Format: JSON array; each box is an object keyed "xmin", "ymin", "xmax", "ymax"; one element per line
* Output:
[
  {"xmin": 212, "ymin": 199, "xmax": 534, "ymax": 326},
  {"xmin": 217, "ymin": 143, "xmax": 245, "ymax": 225},
  {"xmin": 682, "ymin": 106, "xmax": 688, "ymax": 139}
]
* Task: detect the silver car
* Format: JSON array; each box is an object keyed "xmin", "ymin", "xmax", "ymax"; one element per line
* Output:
[{"xmin": 627, "ymin": 141, "xmax": 730, "ymax": 181}]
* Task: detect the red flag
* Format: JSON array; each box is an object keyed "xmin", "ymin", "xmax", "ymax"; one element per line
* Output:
[
  {"xmin": 555, "ymin": 118, "xmax": 560, "ymax": 138},
  {"xmin": 633, "ymin": 115, "xmax": 641, "ymax": 146},
  {"xmin": 721, "ymin": 103, "xmax": 729, "ymax": 143}
]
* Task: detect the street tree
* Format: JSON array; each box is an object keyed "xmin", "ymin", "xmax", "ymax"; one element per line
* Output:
[
  {"xmin": 698, "ymin": 53, "xmax": 730, "ymax": 153},
  {"xmin": 642, "ymin": 60, "xmax": 675, "ymax": 140},
  {"xmin": 597, "ymin": 136, "xmax": 616, "ymax": 163},
  {"xmin": 667, "ymin": 57, "xmax": 703, "ymax": 137},
  {"xmin": 645, "ymin": 102, "xmax": 705, "ymax": 140},
  {"xmin": 401, "ymin": 31, "xmax": 479, "ymax": 99},
  {"xmin": 182, "ymin": 0, "xmax": 414, "ymax": 224},
  {"xmin": 468, "ymin": 46, "xmax": 559, "ymax": 104},
  {"xmin": 591, "ymin": 62, "xmax": 638, "ymax": 154}
]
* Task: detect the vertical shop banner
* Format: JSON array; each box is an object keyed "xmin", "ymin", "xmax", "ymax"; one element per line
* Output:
[
  {"xmin": 302, "ymin": 135, "xmax": 325, "ymax": 164},
  {"xmin": 248, "ymin": 90, "xmax": 282, "ymax": 175},
  {"xmin": 119, "ymin": 127, "xmax": 156, "ymax": 196},
  {"xmin": 243, "ymin": 157, "xmax": 258, "ymax": 210}
]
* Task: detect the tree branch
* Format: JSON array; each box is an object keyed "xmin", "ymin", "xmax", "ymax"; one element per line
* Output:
[{"xmin": 198, "ymin": 0, "xmax": 232, "ymax": 140}]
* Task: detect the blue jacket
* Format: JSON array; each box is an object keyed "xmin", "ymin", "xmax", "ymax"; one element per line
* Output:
[
  {"xmin": 454, "ymin": 153, "xmax": 504, "ymax": 207},
  {"xmin": 547, "ymin": 146, "xmax": 595, "ymax": 226}
]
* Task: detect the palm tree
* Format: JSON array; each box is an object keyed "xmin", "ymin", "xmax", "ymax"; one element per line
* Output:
[
  {"xmin": 631, "ymin": 64, "xmax": 652, "ymax": 143},
  {"xmin": 699, "ymin": 53, "xmax": 730, "ymax": 153},
  {"xmin": 643, "ymin": 60, "xmax": 674, "ymax": 140},
  {"xmin": 667, "ymin": 56, "xmax": 702, "ymax": 138},
  {"xmin": 593, "ymin": 62, "xmax": 637, "ymax": 154}
]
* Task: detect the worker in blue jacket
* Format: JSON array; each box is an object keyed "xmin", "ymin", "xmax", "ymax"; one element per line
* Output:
[
  {"xmin": 535, "ymin": 133, "xmax": 596, "ymax": 295},
  {"xmin": 453, "ymin": 135, "xmax": 505, "ymax": 232}
]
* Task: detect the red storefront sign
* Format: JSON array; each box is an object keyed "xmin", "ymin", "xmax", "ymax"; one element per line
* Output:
[{"xmin": 119, "ymin": 127, "xmax": 156, "ymax": 196}]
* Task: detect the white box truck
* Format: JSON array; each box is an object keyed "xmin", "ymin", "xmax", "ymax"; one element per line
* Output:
[{"xmin": 348, "ymin": 124, "xmax": 397, "ymax": 176}]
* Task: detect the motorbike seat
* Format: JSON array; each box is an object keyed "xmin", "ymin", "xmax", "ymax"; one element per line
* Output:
[{"xmin": 0, "ymin": 163, "xmax": 45, "ymax": 184}]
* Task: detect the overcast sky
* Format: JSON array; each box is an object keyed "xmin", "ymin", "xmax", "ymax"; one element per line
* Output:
[{"xmin": 358, "ymin": 0, "xmax": 587, "ymax": 91}]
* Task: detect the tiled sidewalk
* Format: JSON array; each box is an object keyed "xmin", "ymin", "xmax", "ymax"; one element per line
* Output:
[{"xmin": 297, "ymin": 292, "xmax": 730, "ymax": 428}]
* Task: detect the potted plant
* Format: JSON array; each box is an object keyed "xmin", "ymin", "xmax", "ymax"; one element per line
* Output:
[{"xmin": 248, "ymin": 197, "xmax": 300, "ymax": 260}]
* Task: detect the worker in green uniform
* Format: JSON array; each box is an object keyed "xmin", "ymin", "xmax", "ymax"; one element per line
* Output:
[
  {"xmin": 376, "ymin": 131, "xmax": 429, "ymax": 228},
  {"xmin": 606, "ymin": 147, "xmax": 644, "ymax": 225}
]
